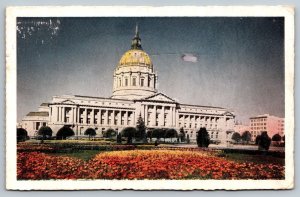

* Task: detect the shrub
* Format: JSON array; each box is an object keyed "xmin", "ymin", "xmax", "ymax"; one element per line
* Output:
[
  {"xmin": 121, "ymin": 127, "xmax": 137, "ymax": 144},
  {"xmin": 165, "ymin": 129, "xmax": 178, "ymax": 142},
  {"xmin": 84, "ymin": 128, "xmax": 96, "ymax": 140},
  {"xmin": 104, "ymin": 128, "xmax": 117, "ymax": 138},
  {"xmin": 258, "ymin": 131, "xmax": 271, "ymax": 151},
  {"xmin": 38, "ymin": 126, "xmax": 53, "ymax": 143},
  {"xmin": 152, "ymin": 128, "xmax": 163, "ymax": 141},
  {"xmin": 231, "ymin": 132, "xmax": 241, "ymax": 143},
  {"xmin": 196, "ymin": 127, "xmax": 210, "ymax": 147},
  {"xmin": 272, "ymin": 134, "xmax": 282, "ymax": 142},
  {"xmin": 56, "ymin": 126, "xmax": 75, "ymax": 140},
  {"xmin": 241, "ymin": 131, "xmax": 251, "ymax": 144},
  {"xmin": 17, "ymin": 128, "xmax": 28, "ymax": 142}
]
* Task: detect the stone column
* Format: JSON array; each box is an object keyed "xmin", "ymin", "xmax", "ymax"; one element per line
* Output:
[
  {"xmin": 112, "ymin": 110, "xmax": 115, "ymax": 125},
  {"xmin": 105, "ymin": 110, "xmax": 109, "ymax": 125},
  {"xmin": 125, "ymin": 111, "xmax": 128, "ymax": 125},
  {"xmin": 58, "ymin": 106, "xmax": 61, "ymax": 122},
  {"xmin": 145, "ymin": 105, "xmax": 148, "ymax": 126},
  {"xmin": 55, "ymin": 106, "xmax": 58, "ymax": 122},
  {"xmin": 168, "ymin": 107, "xmax": 172, "ymax": 127},
  {"xmin": 118, "ymin": 111, "xmax": 122, "ymax": 126},
  {"xmin": 161, "ymin": 106, "xmax": 165, "ymax": 126},
  {"xmin": 91, "ymin": 109, "xmax": 94, "ymax": 125},
  {"xmin": 98, "ymin": 109, "xmax": 101, "ymax": 125},
  {"xmin": 70, "ymin": 107, "xmax": 73, "ymax": 123},
  {"xmin": 173, "ymin": 107, "xmax": 176, "ymax": 127},
  {"xmin": 133, "ymin": 112, "xmax": 135, "ymax": 126},
  {"xmin": 73, "ymin": 107, "xmax": 77, "ymax": 124},
  {"xmin": 153, "ymin": 105, "xmax": 157, "ymax": 126},
  {"xmin": 84, "ymin": 108, "xmax": 87, "ymax": 124},
  {"xmin": 62, "ymin": 107, "xmax": 65, "ymax": 123}
]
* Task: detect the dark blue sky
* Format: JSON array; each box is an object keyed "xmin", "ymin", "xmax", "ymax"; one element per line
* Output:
[{"xmin": 17, "ymin": 17, "xmax": 284, "ymax": 123}]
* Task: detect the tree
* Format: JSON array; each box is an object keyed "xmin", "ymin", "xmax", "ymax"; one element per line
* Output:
[
  {"xmin": 272, "ymin": 133, "xmax": 282, "ymax": 146},
  {"xmin": 166, "ymin": 129, "xmax": 178, "ymax": 142},
  {"xmin": 258, "ymin": 131, "xmax": 271, "ymax": 151},
  {"xmin": 17, "ymin": 128, "xmax": 28, "ymax": 142},
  {"xmin": 255, "ymin": 135, "xmax": 261, "ymax": 145},
  {"xmin": 38, "ymin": 126, "xmax": 53, "ymax": 143},
  {"xmin": 241, "ymin": 131, "xmax": 251, "ymax": 144},
  {"xmin": 179, "ymin": 127, "xmax": 186, "ymax": 142},
  {"xmin": 121, "ymin": 127, "xmax": 137, "ymax": 144},
  {"xmin": 272, "ymin": 134, "xmax": 282, "ymax": 141},
  {"xmin": 104, "ymin": 128, "xmax": 117, "ymax": 138},
  {"xmin": 136, "ymin": 115, "xmax": 146, "ymax": 142},
  {"xmin": 196, "ymin": 127, "xmax": 210, "ymax": 147},
  {"xmin": 56, "ymin": 126, "xmax": 75, "ymax": 140},
  {"xmin": 84, "ymin": 128, "xmax": 96, "ymax": 140},
  {"xmin": 231, "ymin": 132, "xmax": 241, "ymax": 143},
  {"xmin": 186, "ymin": 134, "xmax": 190, "ymax": 144}
]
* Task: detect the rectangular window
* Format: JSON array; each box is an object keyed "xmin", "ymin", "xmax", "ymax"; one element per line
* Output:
[
  {"xmin": 132, "ymin": 78, "xmax": 136, "ymax": 86},
  {"xmin": 141, "ymin": 78, "xmax": 144, "ymax": 86},
  {"xmin": 125, "ymin": 78, "xmax": 128, "ymax": 86}
]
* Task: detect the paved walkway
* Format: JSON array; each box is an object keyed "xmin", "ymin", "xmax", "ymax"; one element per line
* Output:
[{"xmin": 170, "ymin": 143, "xmax": 285, "ymax": 152}]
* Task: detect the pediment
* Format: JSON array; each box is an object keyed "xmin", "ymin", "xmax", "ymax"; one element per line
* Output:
[
  {"xmin": 142, "ymin": 93, "xmax": 177, "ymax": 103},
  {"xmin": 61, "ymin": 99, "xmax": 76, "ymax": 104},
  {"xmin": 222, "ymin": 111, "xmax": 235, "ymax": 116}
]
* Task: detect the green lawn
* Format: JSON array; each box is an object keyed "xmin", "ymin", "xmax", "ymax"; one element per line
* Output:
[
  {"xmin": 49, "ymin": 150, "xmax": 101, "ymax": 161},
  {"xmin": 219, "ymin": 153, "xmax": 285, "ymax": 165}
]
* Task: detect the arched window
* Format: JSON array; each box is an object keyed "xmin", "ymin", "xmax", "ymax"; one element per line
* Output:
[{"xmin": 119, "ymin": 78, "xmax": 121, "ymax": 87}]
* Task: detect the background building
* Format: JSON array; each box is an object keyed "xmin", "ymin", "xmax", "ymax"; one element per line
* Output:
[
  {"xmin": 19, "ymin": 26, "xmax": 236, "ymax": 144},
  {"xmin": 249, "ymin": 114, "xmax": 284, "ymax": 141},
  {"xmin": 234, "ymin": 123, "xmax": 250, "ymax": 135}
]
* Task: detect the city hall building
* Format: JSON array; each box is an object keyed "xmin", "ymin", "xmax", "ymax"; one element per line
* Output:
[{"xmin": 20, "ymin": 26, "xmax": 236, "ymax": 143}]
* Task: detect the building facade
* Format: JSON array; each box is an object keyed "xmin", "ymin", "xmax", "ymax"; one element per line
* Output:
[
  {"xmin": 20, "ymin": 26, "xmax": 236, "ymax": 143},
  {"xmin": 234, "ymin": 123, "xmax": 250, "ymax": 135},
  {"xmin": 249, "ymin": 114, "xmax": 284, "ymax": 141}
]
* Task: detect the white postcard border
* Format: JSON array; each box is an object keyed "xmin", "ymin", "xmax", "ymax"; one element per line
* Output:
[{"xmin": 6, "ymin": 6, "xmax": 294, "ymax": 190}]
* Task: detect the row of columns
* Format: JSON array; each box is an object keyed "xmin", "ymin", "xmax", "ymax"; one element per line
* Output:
[
  {"xmin": 142, "ymin": 104, "xmax": 176, "ymax": 127},
  {"xmin": 53, "ymin": 106, "xmax": 135, "ymax": 126},
  {"xmin": 178, "ymin": 114, "xmax": 221, "ymax": 129}
]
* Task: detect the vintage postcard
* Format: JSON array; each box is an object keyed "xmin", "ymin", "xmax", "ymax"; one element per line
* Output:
[{"xmin": 6, "ymin": 6, "xmax": 294, "ymax": 190}]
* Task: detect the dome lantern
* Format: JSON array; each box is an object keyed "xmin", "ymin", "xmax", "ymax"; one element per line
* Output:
[{"xmin": 131, "ymin": 24, "xmax": 142, "ymax": 50}]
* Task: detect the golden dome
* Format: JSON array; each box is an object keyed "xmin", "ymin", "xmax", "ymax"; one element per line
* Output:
[{"xmin": 118, "ymin": 49, "xmax": 153, "ymax": 69}]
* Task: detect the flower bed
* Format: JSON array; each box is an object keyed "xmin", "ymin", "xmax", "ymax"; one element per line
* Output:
[{"xmin": 17, "ymin": 150, "xmax": 284, "ymax": 180}]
